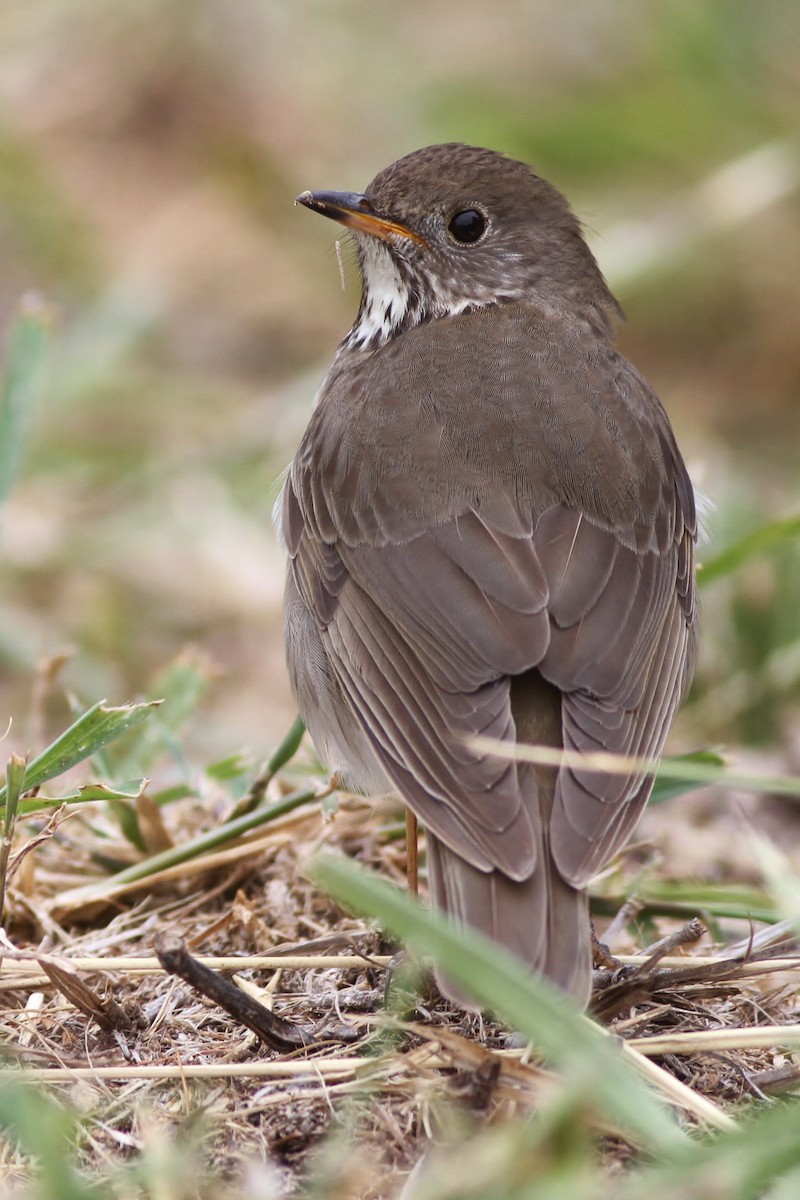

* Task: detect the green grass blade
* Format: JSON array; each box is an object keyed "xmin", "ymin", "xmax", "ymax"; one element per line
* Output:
[
  {"xmin": 0, "ymin": 753, "xmax": 27, "ymax": 922},
  {"xmin": 750, "ymin": 835, "xmax": 800, "ymax": 935},
  {"xmin": 649, "ymin": 750, "xmax": 726, "ymax": 804},
  {"xmin": 13, "ymin": 779, "xmax": 148, "ymax": 817},
  {"xmin": 699, "ymin": 514, "xmax": 800, "ymax": 586},
  {"xmin": 0, "ymin": 293, "xmax": 52, "ymax": 508},
  {"xmin": 1, "ymin": 753, "xmax": 25, "ymax": 839},
  {"xmin": 0, "ymin": 1075, "xmax": 100, "ymax": 1200},
  {"xmin": 264, "ymin": 714, "xmax": 306, "ymax": 778},
  {"xmin": 0, "ymin": 699, "xmax": 161, "ymax": 810},
  {"xmin": 312, "ymin": 852, "xmax": 688, "ymax": 1157},
  {"xmin": 229, "ymin": 714, "xmax": 306, "ymax": 817},
  {"xmin": 617, "ymin": 1101, "xmax": 800, "ymax": 1200},
  {"xmin": 597, "ymin": 878, "xmax": 777, "ymax": 924}
]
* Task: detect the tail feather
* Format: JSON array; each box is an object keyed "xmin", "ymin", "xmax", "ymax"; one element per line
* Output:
[
  {"xmin": 426, "ymin": 825, "xmax": 591, "ymax": 1008},
  {"xmin": 425, "ymin": 668, "xmax": 592, "ymax": 1008}
]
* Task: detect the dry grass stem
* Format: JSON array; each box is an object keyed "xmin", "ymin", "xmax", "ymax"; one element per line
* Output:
[
  {"xmin": 629, "ymin": 1024, "xmax": 800, "ymax": 1055},
  {"xmin": 619, "ymin": 1042, "xmax": 739, "ymax": 1132},
  {"xmin": 470, "ymin": 736, "xmax": 800, "ymax": 798}
]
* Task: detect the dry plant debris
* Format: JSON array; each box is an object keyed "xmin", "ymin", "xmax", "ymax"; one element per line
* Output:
[{"xmin": 2, "ymin": 786, "xmax": 800, "ymax": 1195}]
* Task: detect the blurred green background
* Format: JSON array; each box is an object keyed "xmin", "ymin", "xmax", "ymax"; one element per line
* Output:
[{"xmin": 0, "ymin": 0, "xmax": 798, "ymax": 767}]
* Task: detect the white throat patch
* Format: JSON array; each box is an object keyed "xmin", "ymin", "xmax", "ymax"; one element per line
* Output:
[{"xmin": 346, "ymin": 239, "xmax": 410, "ymax": 350}]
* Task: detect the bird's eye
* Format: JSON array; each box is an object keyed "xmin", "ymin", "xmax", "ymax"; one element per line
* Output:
[{"xmin": 448, "ymin": 209, "xmax": 487, "ymax": 244}]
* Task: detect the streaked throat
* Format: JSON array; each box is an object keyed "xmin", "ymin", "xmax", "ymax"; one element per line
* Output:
[
  {"xmin": 345, "ymin": 239, "xmax": 415, "ymax": 350},
  {"xmin": 343, "ymin": 237, "xmax": 505, "ymax": 352}
]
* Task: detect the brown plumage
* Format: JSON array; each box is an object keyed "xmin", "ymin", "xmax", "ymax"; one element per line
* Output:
[{"xmin": 283, "ymin": 144, "xmax": 697, "ymax": 1006}]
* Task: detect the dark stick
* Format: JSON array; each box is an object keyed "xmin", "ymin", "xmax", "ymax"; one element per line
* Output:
[{"xmin": 155, "ymin": 933, "xmax": 314, "ymax": 1051}]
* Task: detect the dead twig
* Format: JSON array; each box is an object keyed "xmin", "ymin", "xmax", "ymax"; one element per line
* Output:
[{"xmin": 154, "ymin": 933, "xmax": 360, "ymax": 1052}]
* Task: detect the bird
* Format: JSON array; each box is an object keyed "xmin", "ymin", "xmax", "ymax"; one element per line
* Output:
[{"xmin": 281, "ymin": 143, "xmax": 697, "ymax": 1007}]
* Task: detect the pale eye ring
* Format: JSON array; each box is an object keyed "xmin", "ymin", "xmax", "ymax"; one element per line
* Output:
[{"xmin": 448, "ymin": 208, "xmax": 487, "ymax": 244}]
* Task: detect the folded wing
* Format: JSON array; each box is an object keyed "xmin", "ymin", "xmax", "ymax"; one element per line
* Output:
[{"xmin": 285, "ymin": 473, "xmax": 696, "ymax": 886}]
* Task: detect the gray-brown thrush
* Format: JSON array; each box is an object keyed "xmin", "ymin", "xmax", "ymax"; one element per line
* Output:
[{"xmin": 282, "ymin": 144, "xmax": 697, "ymax": 1006}]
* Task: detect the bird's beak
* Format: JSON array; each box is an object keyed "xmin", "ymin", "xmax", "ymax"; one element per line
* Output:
[{"xmin": 295, "ymin": 189, "xmax": 426, "ymax": 245}]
